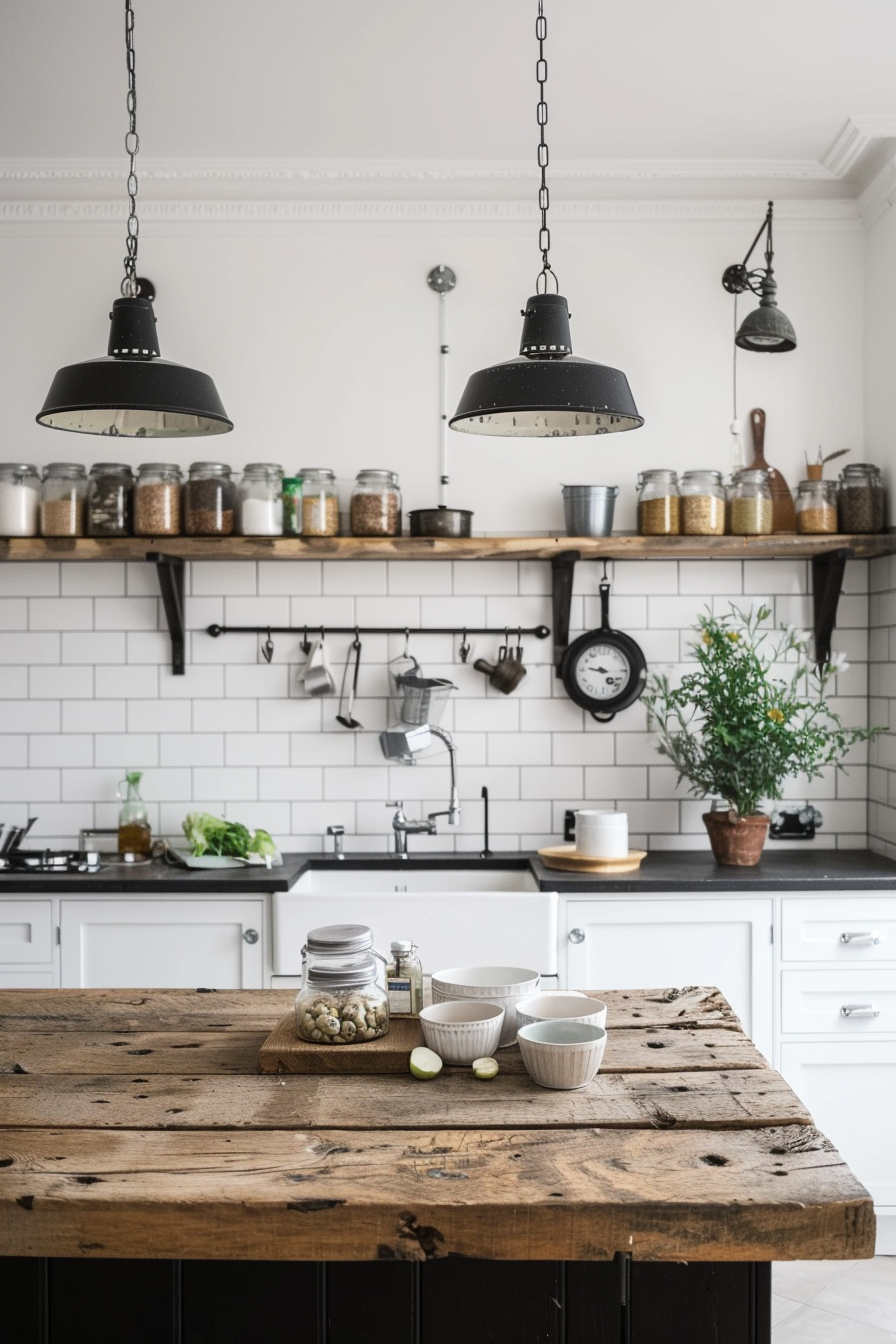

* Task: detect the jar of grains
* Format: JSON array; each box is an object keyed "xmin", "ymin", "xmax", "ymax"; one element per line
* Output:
[
  {"xmin": 87, "ymin": 462, "xmax": 134, "ymax": 536},
  {"xmin": 237, "ymin": 463, "xmax": 284, "ymax": 536},
  {"xmin": 729, "ymin": 468, "xmax": 773, "ymax": 535},
  {"xmin": 282, "ymin": 476, "xmax": 303, "ymax": 536},
  {"xmin": 637, "ymin": 470, "xmax": 680, "ymax": 535},
  {"xmin": 184, "ymin": 462, "xmax": 235, "ymax": 536},
  {"xmin": 796, "ymin": 479, "xmax": 839, "ymax": 534},
  {"xmin": 134, "ymin": 463, "xmax": 182, "ymax": 536},
  {"xmin": 0, "ymin": 463, "xmax": 41, "ymax": 537},
  {"xmin": 680, "ymin": 470, "xmax": 726, "ymax": 535},
  {"xmin": 41, "ymin": 463, "xmax": 87, "ymax": 537},
  {"xmin": 350, "ymin": 469, "xmax": 402, "ymax": 537},
  {"xmin": 838, "ymin": 463, "xmax": 886, "ymax": 533},
  {"xmin": 295, "ymin": 923, "xmax": 389, "ymax": 1045},
  {"xmin": 299, "ymin": 467, "xmax": 339, "ymax": 537}
]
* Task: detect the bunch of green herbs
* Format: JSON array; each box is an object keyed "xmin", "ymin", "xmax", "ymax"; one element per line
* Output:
[{"xmin": 182, "ymin": 812, "xmax": 278, "ymax": 860}]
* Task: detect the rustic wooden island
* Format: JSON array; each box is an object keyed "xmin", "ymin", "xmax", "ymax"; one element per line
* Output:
[{"xmin": 0, "ymin": 987, "xmax": 874, "ymax": 1343}]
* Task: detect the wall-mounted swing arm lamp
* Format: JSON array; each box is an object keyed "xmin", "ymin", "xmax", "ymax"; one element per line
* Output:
[
  {"xmin": 721, "ymin": 200, "xmax": 796, "ymax": 353},
  {"xmin": 36, "ymin": 0, "xmax": 232, "ymax": 438},
  {"xmin": 449, "ymin": 2, "xmax": 643, "ymax": 438}
]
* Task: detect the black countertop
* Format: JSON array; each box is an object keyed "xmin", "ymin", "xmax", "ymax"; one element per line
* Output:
[{"xmin": 2, "ymin": 848, "xmax": 895, "ymax": 894}]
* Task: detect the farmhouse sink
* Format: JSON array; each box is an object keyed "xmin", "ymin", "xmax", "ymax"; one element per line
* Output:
[{"xmin": 291, "ymin": 861, "xmax": 539, "ymax": 895}]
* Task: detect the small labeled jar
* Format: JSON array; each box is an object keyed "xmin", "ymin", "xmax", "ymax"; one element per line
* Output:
[
  {"xmin": 41, "ymin": 462, "xmax": 87, "ymax": 537},
  {"xmin": 282, "ymin": 476, "xmax": 303, "ymax": 536},
  {"xmin": 386, "ymin": 940, "xmax": 424, "ymax": 1016},
  {"xmin": 796, "ymin": 479, "xmax": 838, "ymax": 534},
  {"xmin": 838, "ymin": 463, "xmax": 885, "ymax": 533},
  {"xmin": 0, "ymin": 463, "xmax": 41, "ymax": 537},
  {"xmin": 295, "ymin": 923, "xmax": 389, "ymax": 1044},
  {"xmin": 680, "ymin": 470, "xmax": 726, "ymax": 536},
  {"xmin": 729, "ymin": 468, "xmax": 773, "ymax": 535},
  {"xmin": 637, "ymin": 469, "xmax": 680, "ymax": 535},
  {"xmin": 350, "ymin": 469, "xmax": 402, "ymax": 537},
  {"xmin": 184, "ymin": 462, "xmax": 235, "ymax": 536},
  {"xmin": 300, "ymin": 467, "xmax": 339, "ymax": 537},
  {"xmin": 87, "ymin": 462, "xmax": 134, "ymax": 536},
  {"xmin": 237, "ymin": 462, "xmax": 284, "ymax": 536},
  {"xmin": 134, "ymin": 463, "xmax": 182, "ymax": 536}
]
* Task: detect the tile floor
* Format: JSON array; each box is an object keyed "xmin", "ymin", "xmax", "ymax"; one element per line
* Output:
[{"xmin": 773, "ymin": 1258, "xmax": 896, "ymax": 1341}]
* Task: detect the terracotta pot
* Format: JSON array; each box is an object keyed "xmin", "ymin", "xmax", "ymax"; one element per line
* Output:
[{"xmin": 702, "ymin": 810, "xmax": 770, "ymax": 867}]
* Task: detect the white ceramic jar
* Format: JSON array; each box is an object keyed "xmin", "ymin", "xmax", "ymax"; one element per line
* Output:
[{"xmin": 575, "ymin": 809, "xmax": 629, "ymax": 858}]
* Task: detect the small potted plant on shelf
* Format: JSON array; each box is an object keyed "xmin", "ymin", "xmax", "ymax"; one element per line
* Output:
[{"xmin": 643, "ymin": 604, "xmax": 878, "ymax": 866}]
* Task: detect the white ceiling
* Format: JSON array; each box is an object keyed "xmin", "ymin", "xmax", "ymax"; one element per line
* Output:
[{"xmin": 2, "ymin": 0, "xmax": 896, "ymax": 194}]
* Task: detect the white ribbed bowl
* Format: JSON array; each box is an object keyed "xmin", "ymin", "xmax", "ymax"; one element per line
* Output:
[
  {"xmin": 516, "ymin": 993, "xmax": 607, "ymax": 1032},
  {"xmin": 517, "ymin": 1021, "xmax": 607, "ymax": 1090},
  {"xmin": 431, "ymin": 966, "xmax": 540, "ymax": 1049},
  {"xmin": 418, "ymin": 1001, "xmax": 505, "ymax": 1065}
]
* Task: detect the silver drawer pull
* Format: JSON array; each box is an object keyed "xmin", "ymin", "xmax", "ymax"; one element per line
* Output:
[
  {"xmin": 839, "ymin": 931, "xmax": 881, "ymax": 946},
  {"xmin": 243, "ymin": 928, "xmax": 260, "ymax": 945},
  {"xmin": 840, "ymin": 1003, "xmax": 880, "ymax": 1018}
]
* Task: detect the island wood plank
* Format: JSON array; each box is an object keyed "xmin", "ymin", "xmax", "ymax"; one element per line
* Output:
[{"xmin": 0, "ymin": 1124, "xmax": 873, "ymax": 1263}]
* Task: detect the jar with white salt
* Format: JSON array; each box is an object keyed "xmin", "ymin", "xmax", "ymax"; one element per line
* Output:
[
  {"xmin": 0, "ymin": 463, "xmax": 41, "ymax": 537},
  {"xmin": 237, "ymin": 463, "xmax": 284, "ymax": 536}
]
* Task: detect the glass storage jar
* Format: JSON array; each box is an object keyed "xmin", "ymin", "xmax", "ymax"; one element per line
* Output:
[
  {"xmin": 350, "ymin": 469, "xmax": 402, "ymax": 537},
  {"xmin": 184, "ymin": 462, "xmax": 235, "ymax": 536},
  {"xmin": 237, "ymin": 462, "xmax": 284, "ymax": 536},
  {"xmin": 134, "ymin": 462, "xmax": 182, "ymax": 536},
  {"xmin": 637, "ymin": 469, "xmax": 680, "ymax": 535},
  {"xmin": 295, "ymin": 923, "xmax": 389, "ymax": 1044},
  {"xmin": 41, "ymin": 462, "xmax": 87, "ymax": 537},
  {"xmin": 282, "ymin": 475, "xmax": 303, "ymax": 536},
  {"xmin": 729, "ymin": 468, "xmax": 773, "ymax": 535},
  {"xmin": 680, "ymin": 470, "xmax": 726, "ymax": 535},
  {"xmin": 299, "ymin": 467, "xmax": 339, "ymax": 537},
  {"xmin": 796, "ymin": 479, "xmax": 838, "ymax": 534},
  {"xmin": 0, "ymin": 463, "xmax": 41, "ymax": 537},
  {"xmin": 838, "ymin": 463, "xmax": 885, "ymax": 533},
  {"xmin": 87, "ymin": 462, "xmax": 134, "ymax": 536},
  {"xmin": 386, "ymin": 939, "xmax": 424, "ymax": 1017}
]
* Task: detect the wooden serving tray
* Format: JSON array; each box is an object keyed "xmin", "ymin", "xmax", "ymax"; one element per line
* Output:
[
  {"xmin": 538, "ymin": 845, "xmax": 647, "ymax": 874},
  {"xmin": 259, "ymin": 1011, "xmax": 424, "ymax": 1074}
]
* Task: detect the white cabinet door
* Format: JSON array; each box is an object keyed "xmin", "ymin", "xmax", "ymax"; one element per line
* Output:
[
  {"xmin": 565, "ymin": 897, "xmax": 774, "ymax": 1061},
  {"xmin": 0, "ymin": 900, "xmax": 53, "ymax": 964},
  {"xmin": 60, "ymin": 899, "xmax": 264, "ymax": 989},
  {"xmin": 780, "ymin": 1041, "xmax": 896, "ymax": 1209},
  {"xmin": 0, "ymin": 969, "xmax": 54, "ymax": 988}
]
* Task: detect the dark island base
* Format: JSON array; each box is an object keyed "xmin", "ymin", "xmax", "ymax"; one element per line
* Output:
[{"xmin": 3, "ymin": 1255, "xmax": 771, "ymax": 1344}]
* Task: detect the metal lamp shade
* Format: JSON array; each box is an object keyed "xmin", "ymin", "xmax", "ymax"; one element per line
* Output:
[{"xmin": 735, "ymin": 303, "xmax": 797, "ymax": 353}]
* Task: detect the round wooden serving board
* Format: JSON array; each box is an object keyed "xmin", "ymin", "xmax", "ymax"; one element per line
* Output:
[{"xmin": 538, "ymin": 845, "xmax": 647, "ymax": 874}]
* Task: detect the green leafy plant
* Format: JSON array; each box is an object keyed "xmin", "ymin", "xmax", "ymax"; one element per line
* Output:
[
  {"xmin": 643, "ymin": 604, "xmax": 878, "ymax": 818},
  {"xmin": 182, "ymin": 812, "xmax": 278, "ymax": 860}
]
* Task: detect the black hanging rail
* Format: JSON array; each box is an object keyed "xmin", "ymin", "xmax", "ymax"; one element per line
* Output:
[{"xmin": 207, "ymin": 623, "xmax": 550, "ymax": 656}]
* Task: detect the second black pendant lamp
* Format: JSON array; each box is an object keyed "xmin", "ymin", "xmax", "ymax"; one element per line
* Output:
[
  {"xmin": 37, "ymin": 0, "xmax": 232, "ymax": 438},
  {"xmin": 450, "ymin": 2, "xmax": 642, "ymax": 438}
]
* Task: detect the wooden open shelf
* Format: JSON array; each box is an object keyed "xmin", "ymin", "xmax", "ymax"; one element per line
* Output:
[{"xmin": 2, "ymin": 533, "xmax": 895, "ymax": 562}]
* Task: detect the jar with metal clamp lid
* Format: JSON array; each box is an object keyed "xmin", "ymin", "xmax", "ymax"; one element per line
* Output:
[
  {"xmin": 838, "ymin": 463, "xmax": 885, "ymax": 533},
  {"xmin": 796, "ymin": 479, "xmax": 838, "ymax": 534},
  {"xmin": 729, "ymin": 468, "xmax": 773, "ymax": 535},
  {"xmin": 680, "ymin": 470, "xmax": 726, "ymax": 535},
  {"xmin": 350, "ymin": 469, "xmax": 402, "ymax": 537},
  {"xmin": 0, "ymin": 463, "xmax": 40, "ymax": 537},
  {"xmin": 295, "ymin": 923, "xmax": 389, "ymax": 1044},
  {"xmin": 637, "ymin": 470, "xmax": 680, "ymax": 535},
  {"xmin": 87, "ymin": 462, "xmax": 134, "ymax": 536},
  {"xmin": 41, "ymin": 462, "xmax": 87, "ymax": 537},
  {"xmin": 237, "ymin": 462, "xmax": 283, "ymax": 536},
  {"xmin": 299, "ymin": 467, "xmax": 339, "ymax": 537}
]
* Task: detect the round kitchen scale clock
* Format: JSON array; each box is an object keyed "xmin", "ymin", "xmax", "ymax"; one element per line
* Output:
[{"xmin": 560, "ymin": 576, "xmax": 647, "ymax": 722}]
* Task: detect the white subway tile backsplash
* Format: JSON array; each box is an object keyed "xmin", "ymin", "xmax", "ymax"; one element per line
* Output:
[
  {"xmin": 323, "ymin": 561, "xmax": 386, "ymax": 596},
  {"xmin": 226, "ymin": 733, "xmax": 289, "ymax": 767},
  {"xmin": 520, "ymin": 699, "xmax": 584, "ymax": 732},
  {"xmin": 0, "ymin": 667, "xmax": 28, "ymax": 698},
  {"xmin": 225, "ymin": 595, "xmax": 290, "ymax": 627},
  {"xmin": 0, "ymin": 735, "xmax": 27, "ymax": 767},
  {"xmin": 63, "ymin": 701, "xmax": 125, "ymax": 734},
  {"xmin": 96, "ymin": 665, "xmax": 158, "ymax": 700},
  {"xmin": 193, "ymin": 699, "xmax": 257, "ymax": 733},
  {"xmin": 126, "ymin": 700, "xmax": 191, "ymax": 734},
  {"xmin": 455, "ymin": 699, "xmax": 519, "ymax": 733},
  {"xmin": 193, "ymin": 767, "xmax": 258, "ymax": 801},
  {"xmin": 0, "ymin": 599, "xmax": 28, "ymax": 630},
  {"xmin": 290, "ymin": 733, "xmax": 355, "ymax": 766},
  {"xmin": 125, "ymin": 561, "xmax": 161, "ymax": 597},
  {"xmin": 127, "ymin": 632, "xmax": 171, "ymax": 665},
  {"xmin": 160, "ymin": 665, "xmax": 225, "ymax": 699},
  {"xmin": 62, "ymin": 632, "xmax": 126, "ymax": 665},
  {"xmin": 30, "ymin": 666, "xmax": 94, "ymax": 700},
  {"xmin": 325, "ymin": 766, "xmax": 387, "ymax": 800},
  {"xmin": 454, "ymin": 561, "xmax": 518, "ymax": 595},
  {"xmin": 30, "ymin": 734, "xmax": 92, "ymax": 768},
  {"xmin": 160, "ymin": 734, "xmax": 223, "ymax": 768},
  {"xmin": 225, "ymin": 664, "xmax": 291, "ymax": 699},
  {"xmin": 192, "ymin": 561, "xmax": 257, "ymax": 595},
  {"xmin": 61, "ymin": 563, "xmax": 124, "ymax": 597},
  {"xmin": 260, "ymin": 767, "xmax": 323, "ymax": 800},
  {"xmin": 387, "ymin": 562, "xmax": 451, "ymax": 596},
  {"xmin": 678, "ymin": 561, "xmax": 743, "ymax": 595},
  {"xmin": 0, "ymin": 563, "xmax": 58, "ymax": 596},
  {"xmin": 0, "ymin": 633, "xmax": 59, "ymax": 665},
  {"xmin": 95, "ymin": 596, "xmax": 158, "ymax": 631},
  {"xmin": 61, "ymin": 768, "xmax": 121, "ymax": 803},
  {"xmin": 585, "ymin": 766, "xmax": 648, "ymax": 799},
  {"xmin": 613, "ymin": 561, "xmax": 679, "ymax": 596},
  {"xmin": 95, "ymin": 734, "xmax": 159, "ymax": 769},
  {"xmin": 552, "ymin": 733, "xmax": 614, "ymax": 766},
  {"xmin": 258, "ymin": 560, "xmax": 322, "ymax": 595},
  {"xmin": 488, "ymin": 733, "xmax": 551, "ymax": 766}
]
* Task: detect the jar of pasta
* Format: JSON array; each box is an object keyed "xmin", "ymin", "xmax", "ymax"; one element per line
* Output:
[
  {"xmin": 299, "ymin": 467, "xmax": 339, "ymax": 537},
  {"xmin": 729, "ymin": 468, "xmax": 773, "ymax": 535},
  {"xmin": 680, "ymin": 470, "xmax": 726, "ymax": 535},
  {"xmin": 637, "ymin": 470, "xmax": 680, "ymax": 535}
]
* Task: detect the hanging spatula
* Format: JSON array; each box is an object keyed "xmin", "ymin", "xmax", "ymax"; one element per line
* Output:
[{"xmin": 749, "ymin": 407, "xmax": 795, "ymax": 533}]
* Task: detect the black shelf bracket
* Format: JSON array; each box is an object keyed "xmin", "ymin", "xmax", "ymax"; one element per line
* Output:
[
  {"xmin": 147, "ymin": 552, "xmax": 186, "ymax": 675},
  {"xmin": 812, "ymin": 547, "xmax": 849, "ymax": 669},
  {"xmin": 551, "ymin": 549, "xmax": 580, "ymax": 676}
]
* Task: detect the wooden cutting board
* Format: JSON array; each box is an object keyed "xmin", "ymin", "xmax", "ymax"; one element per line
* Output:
[
  {"xmin": 749, "ymin": 407, "xmax": 796, "ymax": 532},
  {"xmin": 259, "ymin": 1011, "xmax": 424, "ymax": 1074},
  {"xmin": 538, "ymin": 845, "xmax": 647, "ymax": 874}
]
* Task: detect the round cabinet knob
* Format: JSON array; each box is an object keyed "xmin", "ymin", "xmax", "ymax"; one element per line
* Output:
[
  {"xmin": 568, "ymin": 927, "xmax": 586, "ymax": 944},
  {"xmin": 243, "ymin": 928, "xmax": 259, "ymax": 945}
]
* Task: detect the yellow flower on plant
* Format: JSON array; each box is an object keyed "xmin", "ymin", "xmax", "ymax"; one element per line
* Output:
[
  {"xmin": 702, "ymin": 631, "xmax": 713, "ymax": 645},
  {"xmin": 726, "ymin": 631, "xmax": 740, "ymax": 641},
  {"xmin": 767, "ymin": 707, "xmax": 785, "ymax": 723}
]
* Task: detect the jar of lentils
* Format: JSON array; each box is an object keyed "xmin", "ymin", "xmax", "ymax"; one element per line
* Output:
[
  {"xmin": 134, "ymin": 463, "xmax": 182, "ymax": 536},
  {"xmin": 237, "ymin": 463, "xmax": 284, "ymax": 536},
  {"xmin": 680, "ymin": 470, "xmax": 726, "ymax": 535},
  {"xmin": 184, "ymin": 462, "xmax": 235, "ymax": 536},
  {"xmin": 41, "ymin": 463, "xmax": 87, "ymax": 537},
  {"xmin": 796, "ymin": 479, "xmax": 838, "ymax": 534},
  {"xmin": 299, "ymin": 467, "xmax": 339, "ymax": 537},
  {"xmin": 637, "ymin": 469, "xmax": 680, "ymax": 535},
  {"xmin": 729, "ymin": 468, "xmax": 773, "ymax": 535},
  {"xmin": 295, "ymin": 923, "xmax": 389, "ymax": 1045},
  {"xmin": 0, "ymin": 463, "xmax": 41, "ymax": 537},
  {"xmin": 87, "ymin": 462, "xmax": 134, "ymax": 536},
  {"xmin": 838, "ymin": 463, "xmax": 885, "ymax": 533},
  {"xmin": 350, "ymin": 469, "xmax": 402, "ymax": 537}
]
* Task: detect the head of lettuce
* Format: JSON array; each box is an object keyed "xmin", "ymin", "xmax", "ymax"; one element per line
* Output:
[{"xmin": 182, "ymin": 812, "xmax": 281, "ymax": 865}]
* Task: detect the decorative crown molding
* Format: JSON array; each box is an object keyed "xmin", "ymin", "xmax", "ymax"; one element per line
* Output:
[{"xmin": 823, "ymin": 116, "xmax": 896, "ymax": 180}]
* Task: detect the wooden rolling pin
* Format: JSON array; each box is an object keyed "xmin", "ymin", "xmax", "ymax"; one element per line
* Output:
[{"xmin": 749, "ymin": 407, "xmax": 795, "ymax": 533}]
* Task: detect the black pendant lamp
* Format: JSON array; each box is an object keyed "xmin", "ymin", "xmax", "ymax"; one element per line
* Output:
[
  {"xmin": 37, "ymin": 0, "xmax": 232, "ymax": 438},
  {"xmin": 450, "ymin": 2, "xmax": 642, "ymax": 438},
  {"xmin": 722, "ymin": 201, "xmax": 797, "ymax": 353}
]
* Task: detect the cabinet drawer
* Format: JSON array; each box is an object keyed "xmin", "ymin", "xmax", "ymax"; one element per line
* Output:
[
  {"xmin": 0, "ymin": 969, "xmax": 54, "ymax": 988},
  {"xmin": 781, "ymin": 897, "xmax": 896, "ymax": 962},
  {"xmin": 0, "ymin": 901, "xmax": 53, "ymax": 964},
  {"xmin": 781, "ymin": 968, "xmax": 896, "ymax": 1034}
]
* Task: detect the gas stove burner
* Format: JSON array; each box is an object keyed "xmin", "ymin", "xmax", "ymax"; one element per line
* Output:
[{"xmin": 0, "ymin": 849, "xmax": 103, "ymax": 874}]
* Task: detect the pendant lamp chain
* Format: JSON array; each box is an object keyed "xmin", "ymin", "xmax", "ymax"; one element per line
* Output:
[
  {"xmin": 535, "ymin": 2, "xmax": 556, "ymax": 294},
  {"xmin": 122, "ymin": 0, "xmax": 140, "ymax": 299}
]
